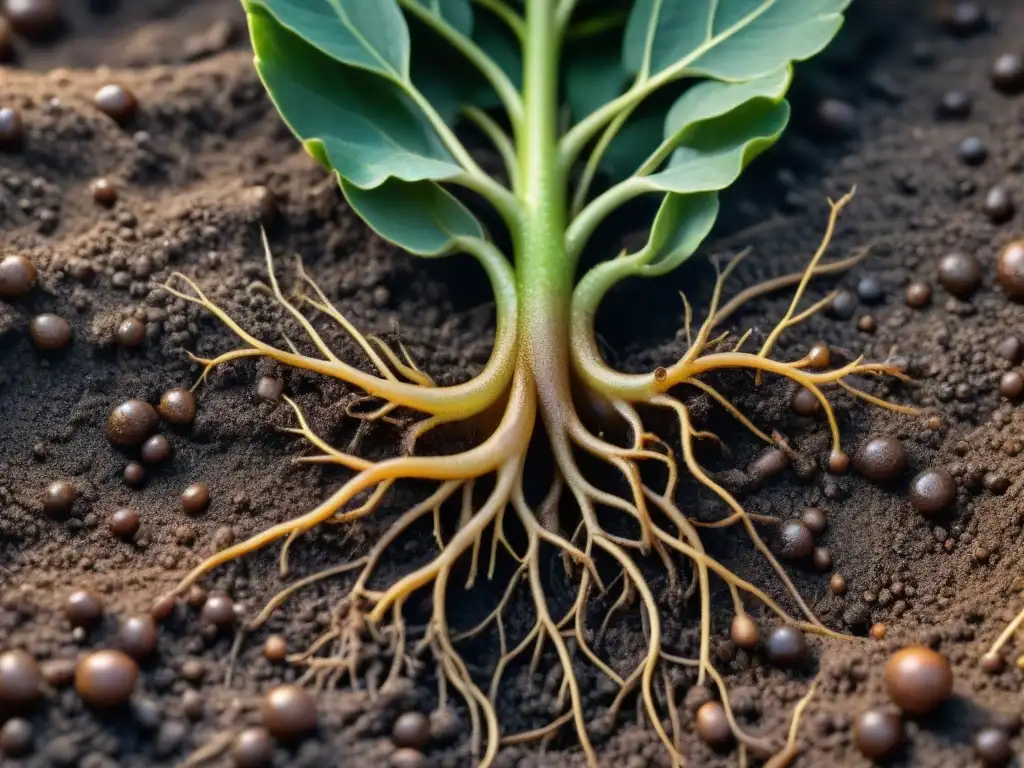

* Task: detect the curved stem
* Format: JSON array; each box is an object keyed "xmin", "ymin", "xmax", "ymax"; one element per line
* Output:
[
  {"xmin": 473, "ymin": 0, "xmax": 526, "ymax": 41},
  {"xmin": 463, "ymin": 106, "xmax": 520, "ymax": 194}
]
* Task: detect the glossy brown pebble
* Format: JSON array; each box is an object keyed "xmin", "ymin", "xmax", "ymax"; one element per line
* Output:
[
  {"xmin": 766, "ymin": 626, "xmax": 807, "ymax": 667},
  {"xmin": 812, "ymin": 547, "xmax": 832, "ymax": 571},
  {"xmin": 231, "ymin": 726, "xmax": 275, "ymax": 768},
  {"xmin": 828, "ymin": 449, "xmax": 850, "ymax": 474},
  {"xmin": 94, "ymin": 84, "xmax": 137, "ymax": 124},
  {"xmin": 909, "ymin": 468, "xmax": 956, "ymax": 515},
  {"xmin": 1000, "ymin": 371, "xmax": 1024, "ymax": 399},
  {"xmin": 392, "ymin": 711, "xmax": 430, "ymax": 750},
  {"xmin": 853, "ymin": 707, "xmax": 902, "ymax": 760},
  {"xmin": 118, "ymin": 615, "xmax": 158, "ymax": 659},
  {"xmin": 790, "ymin": 387, "xmax": 819, "ymax": 416},
  {"xmin": 997, "ymin": 336, "xmax": 1023, "ymax": 362},
  {"xmin": 256, "ymin": 376, "xmax": 283, "ymax": 403},
  {"xmin": 829, "ymin": 573, "xmax": 847, "ymax": 595},
  {"xmin": 0, "ymin": 107, "xmax": 23, "ymax": 150},
  {"xmin": 116, "ymin": 317, "xmax": 145, "ymax": 348},
  {"xmin": 90, "ymin": 177, "xmax": 118, "ymax": 207},
  {"xmin": 0, "ymin": 650, "xmax": 43, "ymax": 707},
  {"xmin": 264, "ymin": 635, "xmax": 287, "ymax": 662},
  {"xmin": 158, "ymin": 387, "xmax": 196, "ymax": 426},
  {"xmin": 5, "ymin": 0, "xmax": 61, "ymax": 39},
  {"xmin": 905, "ymin": 280, "xmax": 931, "ymax": 308},
  {"xmin": 996, "ymin": 240, "xmax": 1024, "ymax": 298},
  {"xmin": 973, "ymin": 727, "xmax": 1012, "ymax": 765},
  {"xmin": 65, "ymin": 589, "xmax": 103, "ymax": 627},
  {"xmin": 123, "ymin": 461, "xmax": 145, "ymax": 487},
  {"xmin": 0, "ymin": 17, "xmax": 11, "ymax": 61},
  {"xmin": 980, "ymin": 651, "xmax": 1006, "ymax": 674},
  {"xmin": 985, "ymin": 186, "xmax": 1015, "ymax": 224},
  {"xmin": 801, "ymin": 507, "xmax": 827, "ymax": 535},
  {"xmin": 748, "ymin": 448, "xmax": 788, "ymax": 487},
  {"xmin": 991, "ymin": 53, "xmax": 1024, "ymax": 94},
  {"xmin": 260, "ymin": 684, "xmax": 317, "ymax": 740},
  {"xmin": 182, "ymin": 482, "xmax": 210, "ymax": 515},
  {"xmin": 778, "ymin": 518, "xmax": 814, "ymax": 561},
  {"xmin": 855, "ymin": 437, "xmax": 907, "ymax": 483},
  {"xmin": 75, "ymin": 650, "xmax": 138, "ymax": 708},
  {"xmin": 108, "ymin": 507, "xmax": 140, "ymax": 537},
  {"xmin": 938, "ymin": 252, "xmax": 981, "ymax": 297},
  {"xmin": 106, "ymin": 399, "xmax": 159, "ymax": 446},
  {"xmin": 884, "ymin": 645, "xmax": 954, "ymax": 715},
  {"xmin": 695, "ymin": 701, "xmax": 732, "ymax": 748},
  {"xmin": 807, "ymin": 342, "xmax": 830, "ymax": 368},
  {"xmin": 730, "ymin": 614, "xmax": 759, "ymax": 649},
  {"xmin": 0, "ymin": 254, "xmax": 37, "ymax": 299},
  {"xmin": 0, "ymin": 716, "xmax": 33, "ymax": 757},
  {"xmin": 391, "ymin": 749, "xmax": 425, "ymax": 768},
  {"xmin": 43, "ymin": 480, "xmax": 75, "ymax": 517},
  {"xmin": 29, "ymin": 313, "xmax": 71, "ymax": 350},
  {"xmin": 200, "ymin": 592, "xmax": 235, "ymax": 630},
  {"xmin": 141, "ymin": 434, "xmax": 171, "ymax": 463}
]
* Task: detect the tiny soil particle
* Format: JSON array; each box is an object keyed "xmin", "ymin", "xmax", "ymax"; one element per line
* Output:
[
  {"xmin": 983, "ymin": 471, "xmax": 1010, "ymax": 494},
  {"xmin": 909, "ymin": 468, "xmax": 957, "ymax": 514},
  {"xmin": 980, "ymin": 651, "xmax": 1006, "ymax": 674},
  {"xmin": 28, "ymin": 313, "xmax": 71, "ymax": 350},
  {"xmin": 0, "ymin": 254, "xmax": 37, "ymax": 299},
  {"xmin": 392, "ymin": 711, "xmax": 430, "ymax": 750},
  {"xmin": 0, "ymin": 107, "xmax": 23, "ymax": 150},
  {"xmin": 905, "ymin": 280, "xmax": 932, "ymax": 308},
  {"xmin": 695, "ymin": 701, "xmax": 732, "ymax": 748},
  {"xmin": 791, "ymin": 387, "xmax": 820, "ymax": 416},
  {"xmin": 996, "ymin": 240, "xmax": 1024, "ymax": 298},
  {"xmin": 856, "ymin": 275, "xmax": 883, "ymax": 303},
  {"xmin": 90, "ymin": 177, "xmax": 118, "ymax": 206},
  {"xmin": 123, "ymin": 461, "xmax": 145, "ymax": 487},
  {"xmin": 853, "ymin": 707, "xmax": 903, "ymax": 760},
  {"xmin": 990, "ymin": 53, "xmax": 1024, "ymax": 94},
  {"xmin": 984, "ymin": 186, "xmax": 1015, "ymax": 224},
  {"xmin": 730, "ymin": 614, "xmax": 759, "ymax": 649},
  {"xmin": 39, "ymin": 659, "xmax": 75, "ymax": 688},
  {"xmin": 999, "ymin": 371, "xmax": 1024, "ymax": 399},
  {"xmin": 938, "ymin": 89, "xmax": 971, "ymax": 118},
  {"xmin": 975, "ymin": 727, "xmax": 1012, "ymax": 765},
  {"xmin": 855, "ymin": 436, "xmax": 907, "ymax": 483},
  {"xmin": 812, "ymin": 547, "xmax": 832, "ymax": 571},
  {"xmin": 158, "ymin": 387, "xmax": 197, "ymax": 426},
  {"xmin": 829, "ymin": 573, "xmax": 847, "ymax": 595},
  {"xmin": 264, "ymin": 635, "xmax": 287, "ymax": 662},
  {"xmin": 116, "ymin": 317, "xmax": 146, "ymax": 347},
  {"xmin": 884, "ymin": 645, "xmax": 954, "ymax": 715},
  {"xmin": 141, "ymin": 433, "xmax": 171, "ymax": 463},
  {"xmin": 65, "ymin": 589, "xmax": 104, "ymax": 628},
  {"xmin": 181, "ymin": 482, "xmax": 211, "ymax": 515},
  {"xmin": 43, "ymin": 479, "xmax": 75, "ymax": 517},
  {"xmin": 871, "ymin": 623, "xmax": 887, "ymax": 640},
  {"xmin": 106, "ymin": 399, "xmax": 160, "ymax": 446},
  {"xmin": 4, "ymin": 0, "xmax": 61, "ymax": 39},
  {"xmin": 828, "ymin": 290, "xmax": 857, "ymax": 320},
  {"xmin": 0, "ymin": 716, "xmax": 33, "ymax": 757},
  {"xmin": 996, "ymin": 335, "xmax": 1023, "ymax": 362},
  {"xmin": 230, "ymin": 726, "xmax": 275, "ymax": 768},
  {"xmin": 857, "ymin": 314, "xmax": 877, "ymax": 333},
  {"xmin": 937, "ymin": 251, "xmax": 981, "ymax": 297},
  {"xmin": 94, "ymin": 84, "xmax": 137, "ymax": 124},
  {"xmin": 816, "ymin": 98, "xmax": 858, "ymax": 137},
  {"xmin": 957, "ymin": 136, "xmax": 988, "ymax": 165},
  {"xmin": 765, "ymin": 626, "xmax": 807, "ymax": 667},
  {"xmin": 0, "ymin": 650, "xmax": 43, "ymax": 707},
  {"xmin": 75, "ymin": 649, "xmax": 139, "ymax": 708},
  {"xmin": 199, "ymin": 592, "xmax": 235, "ymax": 630},
  {"xmin": 778, "ymin": 518, "xmax": 814, "ymax": 561},
  {"xmin": 807, "ymin": 342, "xmax": 831, "ymax": 368},
  {"xmin": 943, "ymin": 1, "xmax": 986, "ymax": 36},
  {"xmin": 260, "ymin": 684, "xmax": 318, "ymax": 740},
  {"xmin": 186, "ymin": 585, "xmax": 208, "ymax": 609},
  {"xmin": 391, "ymin": 749, "xmax": 426, "ymax": 768},
  {"xmin": 256, "ymin": 375, "xmax": 284, "ymax": 402},
  {"xmin": 801, "ymin": 507, "xmax": 827, "ymax": 535},
  {"xmin": 119, "ymin": 615, "xmax": 158, "ymax": 660}
]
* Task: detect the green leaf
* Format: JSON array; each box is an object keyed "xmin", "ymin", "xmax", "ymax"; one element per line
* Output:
[
  {"xmin": 564, "ymin": 43, "xmax": 628, "ymax": 126},
  {"xmin": 470, "ymin": 13, "xmax": 522, "ymax": 106},
  {"xmin": 339, "ymin": 177, "xmax": 484, "ymax": 256},
  {"xmin": 410, "ymin": 0, "xmax": 473, "ymax": 36},
  {"xmin": 638, "ymin": 192, "xmax": 720, "ymax": 276},
  {"xmin": 247, "ymin": 3, "xmax": 463, "ymax": 188},
  {"xmin": 624, "ymin": 0, "xmax": 850, "ymax": 81}
]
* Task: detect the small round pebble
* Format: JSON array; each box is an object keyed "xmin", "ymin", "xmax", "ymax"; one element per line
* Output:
[
  {"xmin": 200, "ymin": 593, "xmax": 235, "ymax": 630},
  {"xmin": 116, "ymin": 317, "xmax": 146, "ymax": 348},
  {"xmin": 141, "ymin": 434, "xmax": 171, "ymax": 463},
  {"xmin": 123, "ymin": 461, "xmax": 145, "ymax": 487},
  {"xmin": 909, "ymin": 468, "xmax": 956, "ymax": 515},
  {"xmin": 981, "ymin": 651, "xmax": 1006, "ymax": 674},
  {"xmin": 812, "ymin": 547, "xmax": 832, "ymax": 571},
  {"xmin": 264, "ymin": 635, "xmax": 288, "ymax": 662},
  {"xmin": 730, "ymin": 614, "xmax": 759, "ymax": 649},
  {"xmin": 231, "ymin": 726, "xmax": 275, "ymax": 768},
  {"xmin": 984, "ymin": 186, "xmax": 1015, "ymax": 224},
  {"xmin": 807, "ymin": 342, "xmax": 831, "ymax": 368},
  {"xmin": 828, "ymin": 290, "xmax": 856, "ymax": 320},
  {"xmin": 392, "ymin": 711, "xmax": 430, "ymax": 750},
  {"xmin": 778, "ymin": 518, "xmax": 814, "ymax": 561},
  {"xmin": 791, "ymin": 387, "xmax": 819, "ymax": 416},
  {"xmin": 94, "ymin": 84, "xmax": 137, "ymax": 124},
  {"xmin": 107, "ymin": 399, "xmax": 159, "ymax": 446},
  {"xmin": 853, "ymin": 707, "xmax": 903, "ymax": 760},
  {"xmin": 0, "ymin": 717, "xmax": 33, "ymax": 757},
  {"xmin": 391, "ymin": 749, "xmax": 426, "ymax": 768},
  {"xmin": 256, "ymin": 376, "xmax": 284, "ymax": 402},
  {"xmin": 855, "ymin": 437, "xmax": 907, "ymax": 483},
  {"xmin": 65, "ymin": 589, "xmax": 103, "ymax": 627},
  {"xmin": 0, "ymin": 107, "xmax": 23, "ymax": 150},
  {"xmin": 119, "ymin": 615, "xmax": 158, "ymax": 660},
  {"xmin": 884, "ymin": 645, "xmax": 954, "ymax": 715},
  {"xmin": 957, "ymin": 136, "xmax": 987, "ymax": 165},
  {"xmin": 151, "ymin": 594, "xmax": 177, "ymax": 622},
  {"xmin": 816, "ymin": 98, "xmax": 858, "ymax": 137},
  {"xmin": 695, "ymin": 701, "xmax": 732, "ymax": 747},
  {"xmin": 765, "ymin": 626, "xmax": 807, "ymax": 667},
  {"xmin": 829, "ymin": 573, "xmax": 847, "ymax": 595},
  {"xmin": 943, "ymin": 1, "xmax": 986, "ymax": 36},
  {"xmin": 997, "ymin": 336, "xmax": 1023, "ymax": 362},
  {"xmin": 43, "ymin": 480, "xmax": 75, "ymax": 517},
  {"xmin": 938, "ymin": 89, "xmax": 971, "ymax": 118},
  {"xmin": 857, "ymin": 314, "xmax": 876, "ymax": 333},
  {"xmin": 938, "ymin": 252, "xmax": 981, "ymax": 297},
  {"xmin": 158, "ymin": 388, "xmax": 196, "ymax": 426},
  {"xmin": 90, "ymin": 177, "xmax": 118, "ymax": 206},
  {"xmin": 5, "ymin": 0, "xmax": 61, "ymax": 39},
  {"xmin": 260, "ymin": 684, "xmax": 318, "ymax": 740},
  {"xmin": 182, "ymin": 482, "xmax": 210, "ymax": 515},
  {"xmin": 983, "ymin": 472, "xmax": 1010, "ymax": 495},
  {"xmin": 991, "ymin": 53, "xmax": 1024, "ymax": 94},
  {"xmin": 996, "ymin": 240, "xmax": 1024, "ymax": 298},
  {"xmin": 801, "ymin": 507, "xmax": 827, "ymax": 535},
  {"xmin": 905, "ymin": 280, "xmax": 932, "ymax": 308},
  {"xmin": 29, "ymin": 313, "xmax": 71, "ymax": 350},
  {"xmin": 75, "ymin": 650, "xmax": 139, "ymax": 708},
  {"xmin": 999, "ymin": 371, "xmax": 1024, "ymax": 399},
  {"xmin": 0, "ymin": 650, "xmax": 43, "ymax": 706},
  {"xmin": 975, "ymin": 727, "xmax": 1012, "ymax": 765},
  {"xmin": 871, "ymin": 623, "xmax": 888, "ymax": 640},
  {"xmin": 856, "ymin": 275, "xmax": 883, "ymax": 303},
  {"xmin": 0, "ymin": 254, "xmax": 37, "ymax": 299}
]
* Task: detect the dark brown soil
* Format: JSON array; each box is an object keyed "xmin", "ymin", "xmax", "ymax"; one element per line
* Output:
[{"xmin": 4, "ymin": 1, "xmax": 1024, "ymax": 766}]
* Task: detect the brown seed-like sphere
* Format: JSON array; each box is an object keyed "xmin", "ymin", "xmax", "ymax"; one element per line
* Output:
[
  {"xmin": 748, "ymin": 448, "xmax": 788, "ymax": 487},
  {"xmin": 980, "ymin": 651, "xmax": 1006, "ymax": 674},
  {"xmin": 151, "ymin": 594, "xmax": 177, "ymax": 622},
  {"xmin": 392, "ymin": 711, "xmax": 430, "ymax": 750},
  {"xmin": 855, "ymin": 437, "xmax": 907, "ymax": 483},
  {"xmin": 730, "ymin": 614, "xmax": 759, "ymax": 649},
  {"xmin": 123, "ymin": 461, "xmax": 145, "ymax": 487},
  {"xmin": 991, "ymin": 53, "xmax": 1024, "ymax": 94},
  {"xmin": 182, "ymin": 482, "xmax": 210, "ymax": 515},
  {"xmin": 1001, "ymin": 371, "xmax": 1024, "ymax": 399},
  {"xmin": 0, "ymin": 17, "xmax": 12, "ymax": 61},
  {"xmin": 828, "ymin": 449, "xmax": 850, "ymax": 474},
  {"xmin": 909, "ymin": 468, "xmax": 956, "ymax": 515},
  {"xmin": 984, "ymin": 186, "xmax": 1015, "ymax": 224},
  {"xmin": 0, "ymin": 650, "xmax": 43, "ymax": 707},
  {"xmin": 0, "ymin": 254, "xmax": 37, "ymax": 299},
  {"xmin": 43, "ymin": 480, "xmax": 75, "ymax": 517},
  {"xmin": 765, "ymin": 626, "xmax": 807, "ymax": 667},
  {"xmin": 871, "ymin": 623, "xmax": 888, "ymax": 640},
  {"xmin": 884, "ymin": 645, "xmax": 954, "ymax": 715},
  {"xmin": 141, "ymin": 434, "xmax": 171, "ymax": 464},
  {"xmin": 829, "ymin": 573, "xmax": 847, "ymax": 595},
  {"xmin": 119, "ymin": 615, "xmax": 158, "ymax": 660},
  {"xmin": 28, "ymin": 313, "xmax": 71, "ymax": 350},
  {"xmin": 853, "ymin": 707, "xmax": 902, "ymax": 760},
  {"xmin": 812, "ymin": 547, "xmax": 832, "ymax": 572},
  {"xmin": 65, "ymin": 589, "xmax": 103, "ymax": 627},
  {"xmin": 90, "ymin": 177, "xmax": 118, "ymax": 207},
  {"xmin": 264, "ymin": 635, "xmax": 287, "ymax": 662},
  {"xmin": 116, "ymin": 317, "xmax": 145, "ymax": 348},
  {"xmin": 807, "ymin": 342, "xmax": 830, "ymax": 369},
  {"xmin": 791, "ymin": 387, "xmax": 819, "ymax": 416},
  {"xmin": 158, "ymin": 388, "xmax": 196, "ymax": 426},
  {"xmin": 938, "ymin": 89, "xmax": 971, "ymax": 118},
  {"xmin": 94, "ymin": 84, "xmax": 137, "ymax": 124},
  {"xmin": 0, "ymin": 716, "xmax": 33, "ymax": 757},
  {"xmin": 801, "ymin": 507, "xmax": 827, "ymax": 535},
  {"xmin": 108, "ymin": 507, "xmax": 140, "ymax": 537},
  {"xmin": 200, "ymin": 593, "xmax": 235, "ymax": 630},
  {"xmin": 230, "ymin": 726, "xmax": 275, "ymax": 768},
  {"xmin": 0, "ymin": 107, "xmax": 23, "ymax": 150},
  {"xmin": 997, "ymin": 240, "xmax": 1024, "ymax": 299},
  {"xmin": 905, "ymin": 280, "xmax": 932, "ymax": 308},
  {"xmin": 106, "ymin": 399, "xmax": 159, "ymax": 446},
  {"xmin": 778, "ymin": 518, "xmax": 814, "ymax": 561},
  {"xmin": 857, "ymin": 314, "xmax": 877, "ymax": 333},
  {"xmin": 695, "ymin": 701, "xmax": 732, "ymax": 748},
  {"xmin": 983, "ymin": 472, "xmax": 1010, "ymax": 495},
  {"xmin": 260, "ymin": 684, "xmax": 318, "ymax": 740},
  {"xmin": 938, "ymin": 252, "xmax": 981, "ymax": 297},
  {"xmin": 975, "ymin": 727, "xmax": 1012, "ymax": 765},
  {"xmin": 75, "ymin": 650, "xmax": 139, "ymax": 708},
  {"xmin": 997, "ymin": 336, "xmax": 1023, "ymax": 363},
  {"xmin": 391, "ymin": 749, "xmax": 426, "ymax": 768},
  {"xmin": 256, "ymin": 376, "xmax": 284, "ymax": 403},
  {"xmin": 5, "ymin": 0, "xmax": 61, "ymax": 39}
]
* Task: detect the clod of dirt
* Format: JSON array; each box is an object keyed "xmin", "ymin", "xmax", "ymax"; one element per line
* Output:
[
  {"xmin": 0, "ymin": 254, "xmax": 37, "ymax": 299},
  {"xmin": 106, "ymin": 399, "xmax": 159, "ymax": 445},
  {"xmin": 996, "ymin": 240, "xmax": 1024, "ymax": 298},
  {"xmin": 0, "ymin": 650, "xmax": 43, "ymax": 707},
  {"xmin": 852, "ymin": 707, "xmax": 903, "ymax": 760},
  {"xmin": 28, "ymin": 313, "xmax": 72, "ymax": 350},
  {"xmin": 908, "ymin": 468, "xmax": 957, "ymax": 515},
  {"xmin": 884, "ymin": 646, "xmax": 954, "ymax": 715},
  {"xmin": 75, "ymin": 649, "xmax": 140, "ymax": 708},
  {"xmin": 260, "ymin": 684, "xmax": 318, "ymax": 740},
  {"xmin": 158, "ymin": 387, "xmax": 197, "ymax": 426}
]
